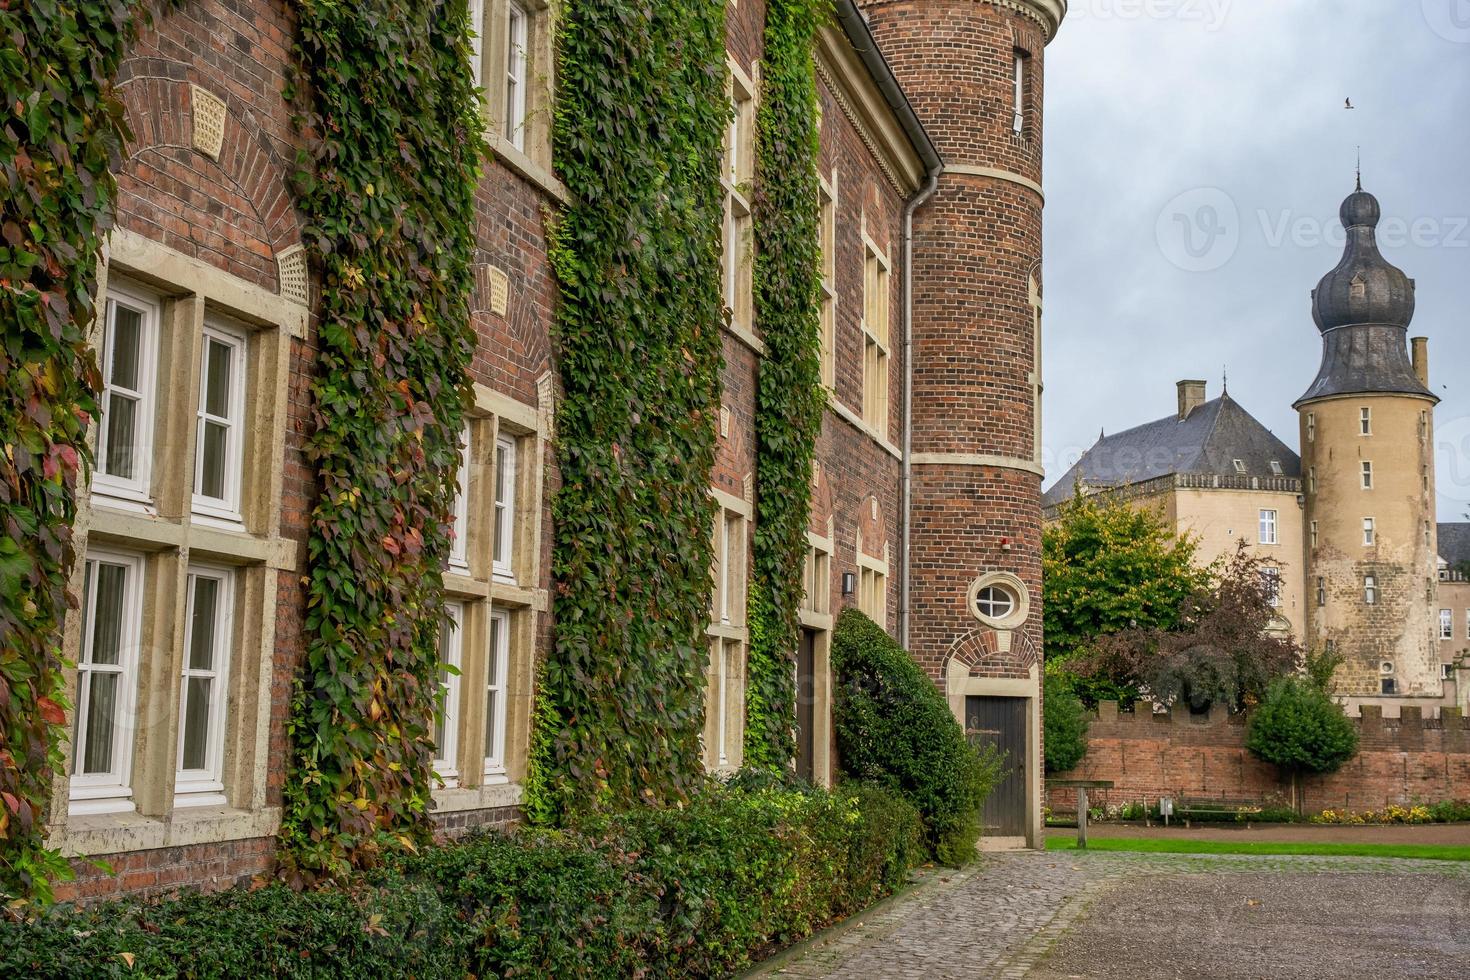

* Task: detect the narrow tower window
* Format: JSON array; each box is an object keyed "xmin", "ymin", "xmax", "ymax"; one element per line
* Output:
[
  {"xmin": 1012, "ymin": 51, "xmax": 1026, "ymax": 133},
  {"xmin": 1310, "ymin": 520, "xmax": 1318, "ymax": 549},
  {"xmin": 1363, "ymin": 517, "xmax": 1375, "ymax": 546},
  {"xmin": 1316, "ymin": 576, "xmax": 1326, "ymax": 607},
  {"xmin": 1360, "ymin": 406, "xmax": 1372, "ymax": 435},
  {"xmin": 1440, "ymin": 608, "xmax": 1453, "ymax": 640},
  {"xmin": 1361, "ymin": 461, "xmax": 1373, "ymax": 489},
  {"xmin": 1364, "ymin": 574, "xmax": 1377, "ymax": 605},
  {"xmin": 1306, "ymin": 413, "xmax": 1315, "ymax": 442}
]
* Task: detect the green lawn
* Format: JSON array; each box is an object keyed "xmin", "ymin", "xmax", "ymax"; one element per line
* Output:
[{"xmin": 1044, "ymin": 836, "xmax": 1470, "ymax": 862}]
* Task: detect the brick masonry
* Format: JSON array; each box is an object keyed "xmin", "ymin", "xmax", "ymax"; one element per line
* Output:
[{"xmin": 1050, "ymin": 701, "xmax": 1470, "ymax": 813}]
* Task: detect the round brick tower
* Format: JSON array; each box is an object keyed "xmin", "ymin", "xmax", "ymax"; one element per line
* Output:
[
  {"xmin": 859, "ymin": 0, "xmax": 1066, "ymax": 845},
  {"xmin": 1297, "ymin": 183, "xmax": 1441, "ymax": 703}
]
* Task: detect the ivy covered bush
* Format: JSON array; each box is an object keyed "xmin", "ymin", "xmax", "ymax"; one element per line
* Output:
[
  {"xmin": 831, "ymin": 610, "xmax": 1004, "ymax": 866},
  {"xmin": 0, "ymin": 783, "xmax": 923, "ymax": 979}
]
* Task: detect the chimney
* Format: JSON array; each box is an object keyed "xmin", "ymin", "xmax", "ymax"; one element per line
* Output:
[
  {"xmin": 1411, "ymin": 337, "xmax": 1429, "ymax": 388},
  {"xmin": 1177, "ymin": 380, "xmax": 1207, "ymax": 420}
]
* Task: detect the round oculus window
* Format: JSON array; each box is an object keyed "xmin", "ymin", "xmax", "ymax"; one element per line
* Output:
[{"xmin": 974, "ymin": 585, "xmax": 1016, "ymax": 621}]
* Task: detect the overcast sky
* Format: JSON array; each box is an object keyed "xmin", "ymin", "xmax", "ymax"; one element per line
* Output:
[{"xmin": 1040, "ymin": 0, "xmax": 1470, "ymax": 515}]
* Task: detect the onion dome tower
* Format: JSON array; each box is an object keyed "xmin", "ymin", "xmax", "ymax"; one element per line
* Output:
[{"xmin": 1296, "ymin": 180, "xmax": 1440, "ymax": 701}]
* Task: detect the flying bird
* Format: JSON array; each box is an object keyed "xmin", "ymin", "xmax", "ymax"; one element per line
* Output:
[{"xmin": 1345, "ymin": 98, "xmax": 1355, "ymax": 109}]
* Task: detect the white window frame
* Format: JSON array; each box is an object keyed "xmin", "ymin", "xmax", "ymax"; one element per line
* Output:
[
  {"xmin": 467, "ymin": 0, "xmax": 486, "ymax": 88},
  {"xmin": 1316, "ymin": 576, "xmax": 1326, "ymax": 607},
  {"xmin": 1232, "ymin": 458, "xmax": 1246, "ymax": 474},
  {"xmin": 94, "ymin": 283, "xmax": 160, "ymax": 504},
  {"xmin": 1260, "ymin": 567, "xmax": 1281, "ymax": 608},
  {"xmin": 492, "ymin": 434, "xmax": 517, "ymax": 582},
  {"xmin": 1363, "ymin": 517, "xmax": 1375, "ymax": 546},
  {"xmin": 504, "ymin": 1, "xmax": 528, "ymax": 149},
  {"xmin": 1310, "ymin": 520, "xmax": 1319, "ymax": 549},
  {"xmin": 1440, "ymin": 608, "xmax": 1454, "ymax": 640},
  {"xmin": 1258, "ymin": 509, "xmax": 1278, "ymax": 545},
  {"xmin": 70, "ymin": 549, "xmax": 145, "ymax": 814},
  {"xmin": 1012, "ymin": 51, "xmax": 1025, "ymax": 133},
  {"xmin": 1364, "ymin": 574, "xmax": 1377, "ymax": 605},
  {"xmin": 174, "ymin": 564, "xmax": 235, "ymax": 807},
  {"xmin": 191, "ymin": 320, "xmax": 249, "ymax": 524},
  {"xmin": 818, "ymin": 172, "xmax": 837, "ymax": 390},
  {"xmin": 722, "ymin": 59, "xmax": 755, "ymax": 333},
  {"xmin": 1306, "ymin": 413, "xmax": 1315, "ymax": 442},
  {"xmin": 484, "ymin": 608, "xmax": 510, "ymax": 777},
  {"xmin": 1362, "ymin": 460, "xmax": 1374, "ymax": 489},
  {"xmin": 449, "ymin": 423, "xmax": 471, "ymax": 571},
  {"xmin": 974, "ymin": 585, "xmax": 1016, "ymax": 620},
  {"xmin": 1360, "ymin": 406, "xmax": 1372, "ymax": 436},
  {"xmin": 435, "ymin": 602, "xmax": 464, "ymax": 784}
]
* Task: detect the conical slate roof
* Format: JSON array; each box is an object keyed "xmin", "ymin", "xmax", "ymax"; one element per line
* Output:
[{"xmin": 1043, "ymin": 392, "xmax": 1301, "ymax": 508}]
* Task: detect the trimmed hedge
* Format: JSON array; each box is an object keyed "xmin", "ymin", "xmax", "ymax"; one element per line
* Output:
[
  {"xmin": 831, "ymin": 610, "xmax": 1002, "ymax": 866},
  {"xmin": 0, "ymin": 783, "xmax": 922, "ymax": 979}
]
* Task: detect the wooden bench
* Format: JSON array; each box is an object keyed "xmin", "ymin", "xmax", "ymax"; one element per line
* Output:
[{"xmin": 1175, "ymin": 798, "xmax": 1264, "ymax": 827}]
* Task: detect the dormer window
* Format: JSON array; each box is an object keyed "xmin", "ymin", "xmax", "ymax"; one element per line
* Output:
[
  {"xmin": 1269, "ymin": 460, "xmax": 1283, "ymax": 476},
  {"xmin": 1232, "ymin": 459, "xmax": 1246, "ymax": 474}
]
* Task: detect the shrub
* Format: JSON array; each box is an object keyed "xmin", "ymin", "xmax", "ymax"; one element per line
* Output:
[
  {"xmin": 831, "ymin": 609, "xmax": 1000, "ymax": 866},
  {"xmin": 0, "ymin": 782, "xmax": 922, "ymax": 979},
  {"xmin": 1043, "ymin": 674, "xmax": 1090, "ymax": 773},
  {"xmin": 1246, "ymin": 676, "xmax": 1359, "ymax": 809}
]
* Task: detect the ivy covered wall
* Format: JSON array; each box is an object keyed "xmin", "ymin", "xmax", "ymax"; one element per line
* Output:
[
  {"xmin": 744, "ymin": 0, "xmax": 828, "ymax": 771},
  {"xmin": 279, "ymin": 0, "xmax": 484, "ymax": 882},
  {"xmin": 535, "ymin": 0, "xmax": 731, "ymax": 819}
]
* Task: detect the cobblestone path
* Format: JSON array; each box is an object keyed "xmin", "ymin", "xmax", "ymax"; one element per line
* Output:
[{"xmin": 751, "ymin": 851, "xmax": 1470, "ymax": 980}]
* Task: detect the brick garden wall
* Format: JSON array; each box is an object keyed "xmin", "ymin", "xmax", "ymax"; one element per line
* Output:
[{"xmin": 1049, "ymin": 701, "xmax": 1470, "ymax": 815}]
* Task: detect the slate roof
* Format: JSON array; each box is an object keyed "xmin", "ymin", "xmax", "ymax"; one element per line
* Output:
[
  {"xmin": 1043, "ymin": 393, "xmax": 1301, "ymax": 509},
  {"xmin": 1438, "ymin": 523, "xmax": 1470, "ymax": 567}
]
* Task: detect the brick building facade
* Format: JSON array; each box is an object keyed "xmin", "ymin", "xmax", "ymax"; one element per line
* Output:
[{"xmin": 49, "ymin": 0, "xmax": 1065, "ymax": 900}]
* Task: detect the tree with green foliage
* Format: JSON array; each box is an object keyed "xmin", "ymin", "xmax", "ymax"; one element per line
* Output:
[
  {"xmin": 1081, "ymin": 544, "xmax": 1300, "ymax": 713},
  {"xmin": 1246, "ymin": 676, "xmax": 1359, "ymax": 811},
  {"xmin": 1042, "ymin": 674, "xmax": 1090, "ymax": 773},
  {"xmin": 831, "ymin": 610, "xmax": 1004, "ymax": 866},
  {"xmin": 1042, "ymin": 493, "xmax": 1209, "ymax": 703}
]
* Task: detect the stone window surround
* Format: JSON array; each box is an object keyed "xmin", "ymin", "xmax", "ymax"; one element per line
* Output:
[
  {"xmin": 434, "ymin": 380, "xmax": 551, "ymax": 816},
  {"xmin": 705, "ymin": 487, "xmax": 751, "ymax": 774},
  {"xmin": 968, "ymin": 571, "xmax": 1030, "ymax": 633},
  {"xmin": 859, "ymin": 223, "xmax": 892, "ymax": 439},
  {"xmin": 818, "ymin": 167, "xmax": 838, "ymax": 393},
  {"xmin": 722, "ymin": 55, "xmax": 758, "ymax": 350},
  {"xmin": 50, "ymin": 229, "xmax": 306, "ymax": 859},
  {"xmin": 474, "ymin": 0, "xmax": 566, "ymax": 202},
  {"xmin": 855, "ymin": 532, "xmax": 890, "ymax": 630}
]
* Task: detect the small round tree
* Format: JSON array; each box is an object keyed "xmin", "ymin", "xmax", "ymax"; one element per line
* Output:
[
  {"xmin": 1246, "ymin": 677, "xmax": 1359, "ymax": 811},
  {"xmin": 1043, "ymin": 674, "xmax": 1090, "ymax": 774}
]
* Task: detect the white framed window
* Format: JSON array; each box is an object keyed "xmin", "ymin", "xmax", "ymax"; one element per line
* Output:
[
  {"xmin": 1309, "ymin": 467, "xmax": 1316, "ymax": 493},
  {"xmin": 1269, "ymin": 460, "xmax": 1284, "ymax": 477},
  {"xmin": 818, "ymin": 173, "xmax": 837, "ymax": 390},
  {"xmin": 449, "ymin": 423, "xmax": 471, "ymax": 571},
  {"xmin": 859, "ymin": 565, "xmax": 887, "ymax": 627},
  {"xmin": 484, "ymin": 608, "xmax": 510, "ymax": 776},
  {"xmin": 1360, "ymin": 406, "xmax": 1372, "ymax": 435},
  {"xmin": 1232, "ymin": 458, "xmax": 1246, "ymax": 474},
  {"xmin": 504, "ymin": 1, "xmax": 528, "ymax": 149},
  {"xmin": 1440, "ymin": 608, "xmax": 1454, "ymax": 640},
  {"xmin": 95, "ymin": 283, "xmax": 160, "ymax": 503},
  {"xmin": 467, "ymin": 0, "xmax": 486, "ymax": 87},
  {"xmin": 70, "ymin": 549, "xmax": 144, "ymax": 814},
  {"xmin": 722, "ymin": 61, "xmax": 756, "ymax": 334},
  {"xmin": 861, "ymin": 243, "xmax": 891, "ymax": 436},
  {"xmin": 175, "ymin": 565, "xmax": 235, "ymax": 807},
  {"xmin": 1258, "ymin": 509, "xmax": 1278, "ymax": 545},
  {"xmin": 1260, "ymin": 567, "xmax": 1281, "ymax": 608},
  {"xmin": 1011, "ymin": 51, "xmax": 1025, "ymax": 133},
  {"xmin": 1364, "ymin": 574, "xmax": 1377, "ymax": 605},
  {"xmin": 192, "ymin": 321, "xmax": 248, "ymax": 522},
  {"xmin": 435, "ymin": 602, "xmax": 464, "ymax": 784},
  {"xmin": 492, "ymin": 434, "xmax": 517, "ymax": 581},
  {"xmin": 1316, "ymin": 576, "xmax": 1326, "ymax": 607},
  {"xmin": 710, "ymin": 501, "xmax": 747, "ymax": 629},
  {"xmin": 1362, "ymin": 460, "xmax": 1374, "ymax": 489},
  {"xmin": 1310, "ymin": 520, "xmax": 1319, "ymax": 549},
  {"xmin": 1363, "ymin": 518, "xmax": 1376, "ymax": 546},
  {"xmin": 1306, "ymin": 413, "xmax": 1315, "ymax": 442},
  {"xmin": 974, "ymin": 585, "xmax": 1016, "ymax": 620}
]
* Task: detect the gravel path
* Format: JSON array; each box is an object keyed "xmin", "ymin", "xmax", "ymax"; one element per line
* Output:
[{"xmin": 752, "ymin": 850, "xmax": 1470, "ymax": 980}]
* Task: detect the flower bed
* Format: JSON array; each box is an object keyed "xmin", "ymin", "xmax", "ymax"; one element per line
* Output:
[{"xmin": 0, "ymin": 782, "xmax": 923, "ymax": 979}]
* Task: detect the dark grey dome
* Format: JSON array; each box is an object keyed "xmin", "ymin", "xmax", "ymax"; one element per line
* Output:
[{"xmin": 1310, "ymin": 185, "xmax": 1416, "ymax": 332}]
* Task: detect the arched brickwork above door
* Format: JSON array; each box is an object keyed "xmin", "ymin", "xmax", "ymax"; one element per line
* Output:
[{"xmin": 944, "ymin": 626, "xmax": 1040, "ymax": 676}]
